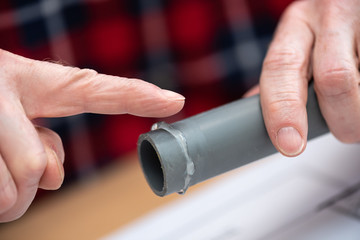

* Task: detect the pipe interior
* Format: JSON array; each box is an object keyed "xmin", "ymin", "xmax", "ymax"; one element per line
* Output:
[{"xmin": 139, "ymin": 140, "xmax": 164, "ymax": 193}]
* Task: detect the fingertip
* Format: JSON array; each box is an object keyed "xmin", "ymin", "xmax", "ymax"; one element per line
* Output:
[
  {"xmin": 153, "ymin": 97, "xmax": 185, "ymax": 118},
  {"xmin": 160, "ymin": 89, "xmax": 185, "ymax": 116},
  {"xmin": 261, "ymin": 95, "xmax": 308, "ymax": 158},
  {"xmin": 36, "ymin": 126, "xmax": 65, "ymax": 164},
  {"xmin": 161, "ymin": 89, "xmax": 186, "ymax": 101},
  {"xmin": 39, "ymin": 146, "xmax": 64, "ymax": 190},
  {"xmin": 276, "ymin": 126, "xmax": 306, "ymax": 157},
  {"xmin": 131, "ymin": 88, "xmax": 185, "ymax": 118}
]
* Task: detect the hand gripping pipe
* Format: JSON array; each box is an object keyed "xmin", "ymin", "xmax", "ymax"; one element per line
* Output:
[{"xmin": 137, "ymin": 84, "xmax": 329, "ymax": 197}]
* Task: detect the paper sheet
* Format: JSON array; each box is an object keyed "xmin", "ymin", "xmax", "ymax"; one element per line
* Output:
[{"xmin": 104, "ymin": 134, "xmax": 360, "ymax": 240}]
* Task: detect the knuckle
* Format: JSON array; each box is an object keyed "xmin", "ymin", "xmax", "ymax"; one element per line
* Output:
[
  {"xmin": 64, "ymin": 67, "xmax": 100, "ymax": 92},
  {"xmin": 64, "ymin": 67, "xmax": 100, "ymax": 112},
  {"xmin": 21, "ymin": 150, "xmax": 48, "ymax": 183},
  {"xmin": 263, "ymin": 47, "xmax": 306, "ymax": 73},
  {"xmin": 28, "ymin": 151, "xmax": 48, "ymax": 174},
  {"xmin": 315, "ymin": 65, "xmax": 357, "ymax": 98},
  {"xmin": 266, "ymin": 91, "xmax": 303, "ymax": 118},
  {"xmin": 67, "ymin": 67, "xmax": 98, "ymax": 81},
  {"xmin": 267, "ymin": 98, "xmax": 302, "ymax": 115}
]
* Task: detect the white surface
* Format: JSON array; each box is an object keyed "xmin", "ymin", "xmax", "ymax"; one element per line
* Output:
[{"xmin": 104, "ymin": 134, "xmax": 360, "ymax": 240}]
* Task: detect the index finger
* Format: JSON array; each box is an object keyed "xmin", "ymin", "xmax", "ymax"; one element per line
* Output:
[
  {"xmin": 0, "ymin": 50, "xmax": 185, "ymax": 119},
  {"xmin": 260, "ymin": 2, "xmax": 314, "ymax": 156}
]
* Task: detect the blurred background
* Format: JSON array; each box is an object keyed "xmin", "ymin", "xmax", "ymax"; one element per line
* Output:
[{"xmin": 0, "ymin": 0, "xmax": 293, "ymax": 235}]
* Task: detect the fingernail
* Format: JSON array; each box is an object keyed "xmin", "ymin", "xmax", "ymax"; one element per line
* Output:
[
  {"xmin": 46, "ymin": 147, "xmax": 64, "ymax": 181},
  {"xmin": 276, "ymin": 127, "xmax": 304, "ymax": 156},
  {"xmin": 161, "ymin": 90, "xmax": 185, "ymax": 101}
]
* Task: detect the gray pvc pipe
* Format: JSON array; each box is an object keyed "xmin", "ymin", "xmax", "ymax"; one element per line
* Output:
[{"xmin": 137, "ymin": 84, "xmax": 329, "ymax": 197}]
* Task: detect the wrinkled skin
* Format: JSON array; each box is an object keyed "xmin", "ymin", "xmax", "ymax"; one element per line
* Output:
[
  {"xmin": 2, "ymin": 0, "xmax": 360, "ymax": 223},
  {"xmin": 0, "ymin": 50, "xmax": 184, "ymax": 222},
  {"xmin": 260, "ymin": 0, "xmax": 360, "ymax": 156}
]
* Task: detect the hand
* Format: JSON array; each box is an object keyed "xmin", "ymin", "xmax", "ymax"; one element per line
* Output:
[
  {"xmin": 0, "ymin": 49, "xmax": 185, "ymax": 222},
  {"xmin": 260, "ymin": 0, "xmax": 360, "ymax": 156}
]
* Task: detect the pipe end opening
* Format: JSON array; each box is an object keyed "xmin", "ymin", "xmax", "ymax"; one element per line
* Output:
[{"xmin": 139, "ymin": 139, "xmax": 165, "ymax": 195}]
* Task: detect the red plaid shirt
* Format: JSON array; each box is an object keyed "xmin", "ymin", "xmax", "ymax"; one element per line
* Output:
[{"xmin": 0, "ymin": 0, "xmax": 293, "ymax": 185}]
